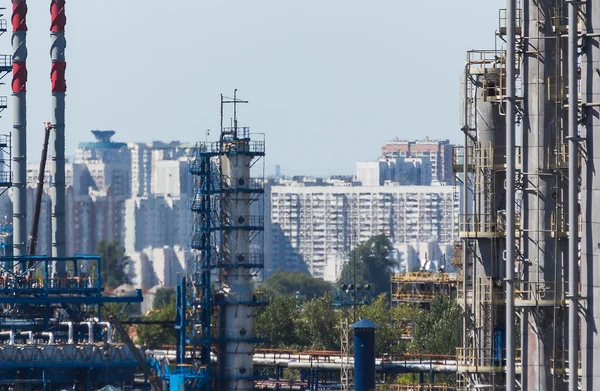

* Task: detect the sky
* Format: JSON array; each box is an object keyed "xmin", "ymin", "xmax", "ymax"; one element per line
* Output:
[{"xmin": 1, "ymin": 0, "xmax": 505, "ymax": 176}]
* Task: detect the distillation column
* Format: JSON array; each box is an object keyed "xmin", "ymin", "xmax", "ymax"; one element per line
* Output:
[
  {"xmin": 521, "ymin": 1, "xmax": 565, "ymax": 389},
  {"xmin": 473, "ymin": 65, "xmax": 507, "ymax": 389},
  {"xmin": 50, "ymin": 0, "xmax": 66, "ymax": 272},
  {"xmin": 581, "ymin": 0, "xmax": 600, "ymax": 389},
  {"xmin": 11, "ymin": 0, "xmax": 27, "ymax": 257},
  {"xmin": 218, "ymin": 131, "xmax": 259, "ymax": 391},
  {"xmin": 456, "ymin": 55, "xmax": 509, "ymax": 390}
]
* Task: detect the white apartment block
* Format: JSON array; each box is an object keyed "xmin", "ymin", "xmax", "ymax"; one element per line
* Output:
[
  {"xmin": 267, "ymin": 184, "xmax": 459, "ymax": 280},
  {"xmin": 129, "ymin": 141, "xmax": 192, "ymax": 198},
  {"xmin": 124, "ymin": 195, "xmax": 193, "ymax": 255},
  {"xmin": 357, "ymin": 157, "xmax": 433, "ymax": 186}
]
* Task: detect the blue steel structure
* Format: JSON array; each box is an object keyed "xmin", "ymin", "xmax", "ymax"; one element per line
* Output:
[
  {"xmin": 177, "ymin": 91, "xmax": 266, "ymax": 391},
  {"xmin": 0, "ymin": 252, "xmax": 144, "ymax": 389}
]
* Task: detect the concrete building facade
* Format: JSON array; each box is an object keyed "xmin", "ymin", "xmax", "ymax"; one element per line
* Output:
[
  {"xmin": 381, "ymin": 137, "xmax": 454, "ymax": 184},
  {"xmin": 267, "ymin": 183, "xmax": 459, "ymax": 280}
]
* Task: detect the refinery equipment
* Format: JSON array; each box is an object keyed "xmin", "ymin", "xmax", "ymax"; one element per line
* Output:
[
  {"xmin": 453, "ymin": 0, "xmax": 596, "ymax": 390},
  {"xmin": 182, "ymin": 90, "xmax": 267, "ymax": 391}
]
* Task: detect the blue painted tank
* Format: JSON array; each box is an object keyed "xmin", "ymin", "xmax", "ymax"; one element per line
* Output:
[{"xmin": 351, "ymin": 319, "xmax": 379, "ymax": 391}]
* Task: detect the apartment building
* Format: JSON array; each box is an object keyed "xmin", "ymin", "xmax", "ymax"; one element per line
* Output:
[
  {"xmin": 124, "ymin": 195, "xmax": 193, "ymax": 255},
  {"xmin": 266, "ymin": 183, "xmax": 459, "ymax": 280},
  {"xmin": 381, "ymin": 137, "xmax": 454, "ymax": 183}
]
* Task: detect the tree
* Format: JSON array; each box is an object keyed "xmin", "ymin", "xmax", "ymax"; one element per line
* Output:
[
  {"xmin": 338, "ymin": 235, "xmax": 395, "ymax": 296},
  {"xmin": 261, "ymin": 271, "xmax": 333, "ymax": 299},
  {"xmin": 409, "ymin": 295, "xmax": 461, "ymax": 355},
  {"xmin": 96, "ymin": 240, "xmax": 131, "ymax": 289},
  {"xmin": 255, "ymin": 295, "xmax": 301, "ymax": 348},
  {"xmin": 136, "ymin": 291, "xmax": 177, "ymax": 348},
  {"xmin": 356, "ymin": 295, "xmax": 419, "ymax": 355},
  {"xmin": 296, "ymin": 295, "xmax": 340, "ymax": 351},
  {"xmin": 153, "ymin": 287, "xmax": 176, "ymax": 309}
]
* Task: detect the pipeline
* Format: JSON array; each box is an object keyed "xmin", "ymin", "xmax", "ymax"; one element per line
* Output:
[
  {"xmin": 0, "ymin": 330, "xmax": 15, "ymax": 345},
  {"xmin": 59, "ymin": 321, "xmax": 73, "ymax": 344}
]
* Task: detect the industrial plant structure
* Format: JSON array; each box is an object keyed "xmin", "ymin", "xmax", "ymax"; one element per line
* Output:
[{"xmin": 454, "ymin": 0, "xmax": 599, "ymax": 390}]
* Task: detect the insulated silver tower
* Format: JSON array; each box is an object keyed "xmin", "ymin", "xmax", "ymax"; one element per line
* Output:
[
  {"xmin": 521, "ymin": 1, "xmax": 566, "ymax": 389},
  {"xmin": 455, "ymin": 50, "xmax": 508, "ymax": 390},
  {"xmin": 50, "ymin": 0, "xmax": 66, "ymax": 271}
]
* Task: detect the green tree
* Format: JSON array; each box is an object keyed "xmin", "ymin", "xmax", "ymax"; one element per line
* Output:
[
  {"xmin": 261, "ymin": 271, "xmax": 333, "ymax": 299},
  {"xmin": 357, "ymin": 295, "xmax": 419, "ymax": 355},
  {"xmin": 255, "ymin": 295, "xmax": 301, "ymax": 348},
  {"xmin": 409, "ymin": 295, "xmax": 461, "ymax": 355},
  {"xmin": 153, "ymin": 287, "xmax": 176, "ymax": 309},
  {"xmin": 338, "ymin": 235, "xmax": 395, "ymax": 296},
  {"xmin": 296, "ymin": 295, "xmax": 339, "ymax": 350},
  {"xmin": 136, "ymin": 292, "xmax": 177, "ymax": 348},
  {"xmin": 96, "ymin": 240, "xmax": 131, "ymax": 289}
]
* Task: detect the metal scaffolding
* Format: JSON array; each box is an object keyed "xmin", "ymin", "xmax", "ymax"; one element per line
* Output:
[{"xmin": 390, "ymin": 272, "xmax": 456, "ymax": 308}]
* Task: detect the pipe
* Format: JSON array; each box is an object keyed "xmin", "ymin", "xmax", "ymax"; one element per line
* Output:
[
  {"xmin": 462, "ymin": 61, "xmax": 470, "ymax": 355},
  {"xmin": 50, "ymin": 0, "xmax": 66, "ymax": 273},
  {"xmin": 11, "ymin": 0, "xmax": 28, "ymax": 258},
  {"xmin": 97, "ymin": 321, "xmax": 112, "ymax": 344},
  {"xmin": 40, "ymin": 332, "xmax": 54, "ymax": 344},
  {"xmin": 505, "ymin": 0, "xmax": 516, "ymax": 390},
  {"xmin": 60, "ymin": 321, "xmax": 73, "ymax": 344},
  {"xmin": 567, "ymin": 1, "xmax": 579, "ymax": 390},
  {"xmin": 0, "ymin": 330, "xmax": 15, "ymax": 345},
  {"xmin": 18, "ymin": 331, "xmax": 32, "ymax": 344},
  {"xmin": 84, "ymin": 321, "xmax": 94, "ymax": 343}
]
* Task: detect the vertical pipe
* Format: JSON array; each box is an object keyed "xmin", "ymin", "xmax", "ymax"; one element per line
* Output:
[
  {"xmin": 50, "ymin": 0, "xmax": 66, "ymax": 274},
  {"xmin": 462, "ymin": 64, "xmax": 470, "ymax": 352},
  {"xmin": 351, "ymin": 320, "xmax": 378, "ymax": 391},
  {"xmin": 567, "ymin": 2, "xmax": 579, "ymax": 390},
  {"xmin": 505, "ymin": 0, "xmax": 516, "ymax": 389},
  {"xmin": 11, "ymin": 0, "xmax": 27, "ymax": 258}
]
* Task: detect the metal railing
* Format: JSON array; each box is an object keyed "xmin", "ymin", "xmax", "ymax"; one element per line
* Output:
[
  {"xmin": 389, "ymin": 384, "xmax": 454, "ymax": 391},
  {"xmin": 391, "ymin": 272, "xmax": 455, "ymax": 283},
  {"xmin": 452, "ymin": 145, "xmax": 522, "ymax": 171}
]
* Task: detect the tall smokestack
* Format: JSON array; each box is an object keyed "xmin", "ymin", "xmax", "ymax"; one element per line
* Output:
[
  {"xmin": 50, "ymin": 0, "xmax": 66, "ymax": 271},
  {"xmin": 11, "ymin": 0, "xmax": 27, "ymax": 257}
]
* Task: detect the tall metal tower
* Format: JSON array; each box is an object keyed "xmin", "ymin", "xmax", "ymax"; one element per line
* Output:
[
  {"xmin": 10, "ymin": 0, "xmax": 24, "ymax": 256},
  {"xmin": 188, "ymin": 90, "xmax": 266, "ymax": 391}
]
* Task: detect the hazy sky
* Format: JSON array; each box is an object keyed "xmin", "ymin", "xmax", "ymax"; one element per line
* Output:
[{"xmin": 2, "ymin": 0, "xmax": 504, "ymax": 176}]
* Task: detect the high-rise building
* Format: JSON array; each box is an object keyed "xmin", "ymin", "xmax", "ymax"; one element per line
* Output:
[
  {"xmin": 75, "ymin": 130, "xmax": 131, "ymax": 197},
  {"xmin": 381, "ymin": 137, "xmax": 454, "ymax": 183},
  {"xmin": 129, "ymin": 141, "xmax": 192, "ymax": 198},
  {"xmin": 124, "ymin": 195, "xmax": 193, "ymax": 255},
  {"xmin": 266, "ymin": 182, "xmax": 459, "ymax": 280}
]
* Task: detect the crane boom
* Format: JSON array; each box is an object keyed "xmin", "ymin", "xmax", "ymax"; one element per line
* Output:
[
  {"xmin": 105, "ymin": 307, "xmax": 164, "ymax": 391},
  {"xmin": 28, "ymin": 122, "xmax": 52, "ymax": 257}
]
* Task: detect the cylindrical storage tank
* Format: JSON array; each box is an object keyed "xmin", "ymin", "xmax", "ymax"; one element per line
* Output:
[{"xmin": 352, "ymin": 319, "xmax": 379, "ymax": 391}]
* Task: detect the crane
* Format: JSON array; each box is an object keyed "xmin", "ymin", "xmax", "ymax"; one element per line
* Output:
[
  {"xmin": 103, "ymin": 305, "xmax": 164, "ymax": 391},
  {"xmin": 28, "ymin": 122, "xmax": 52, "ymax": 257}
]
